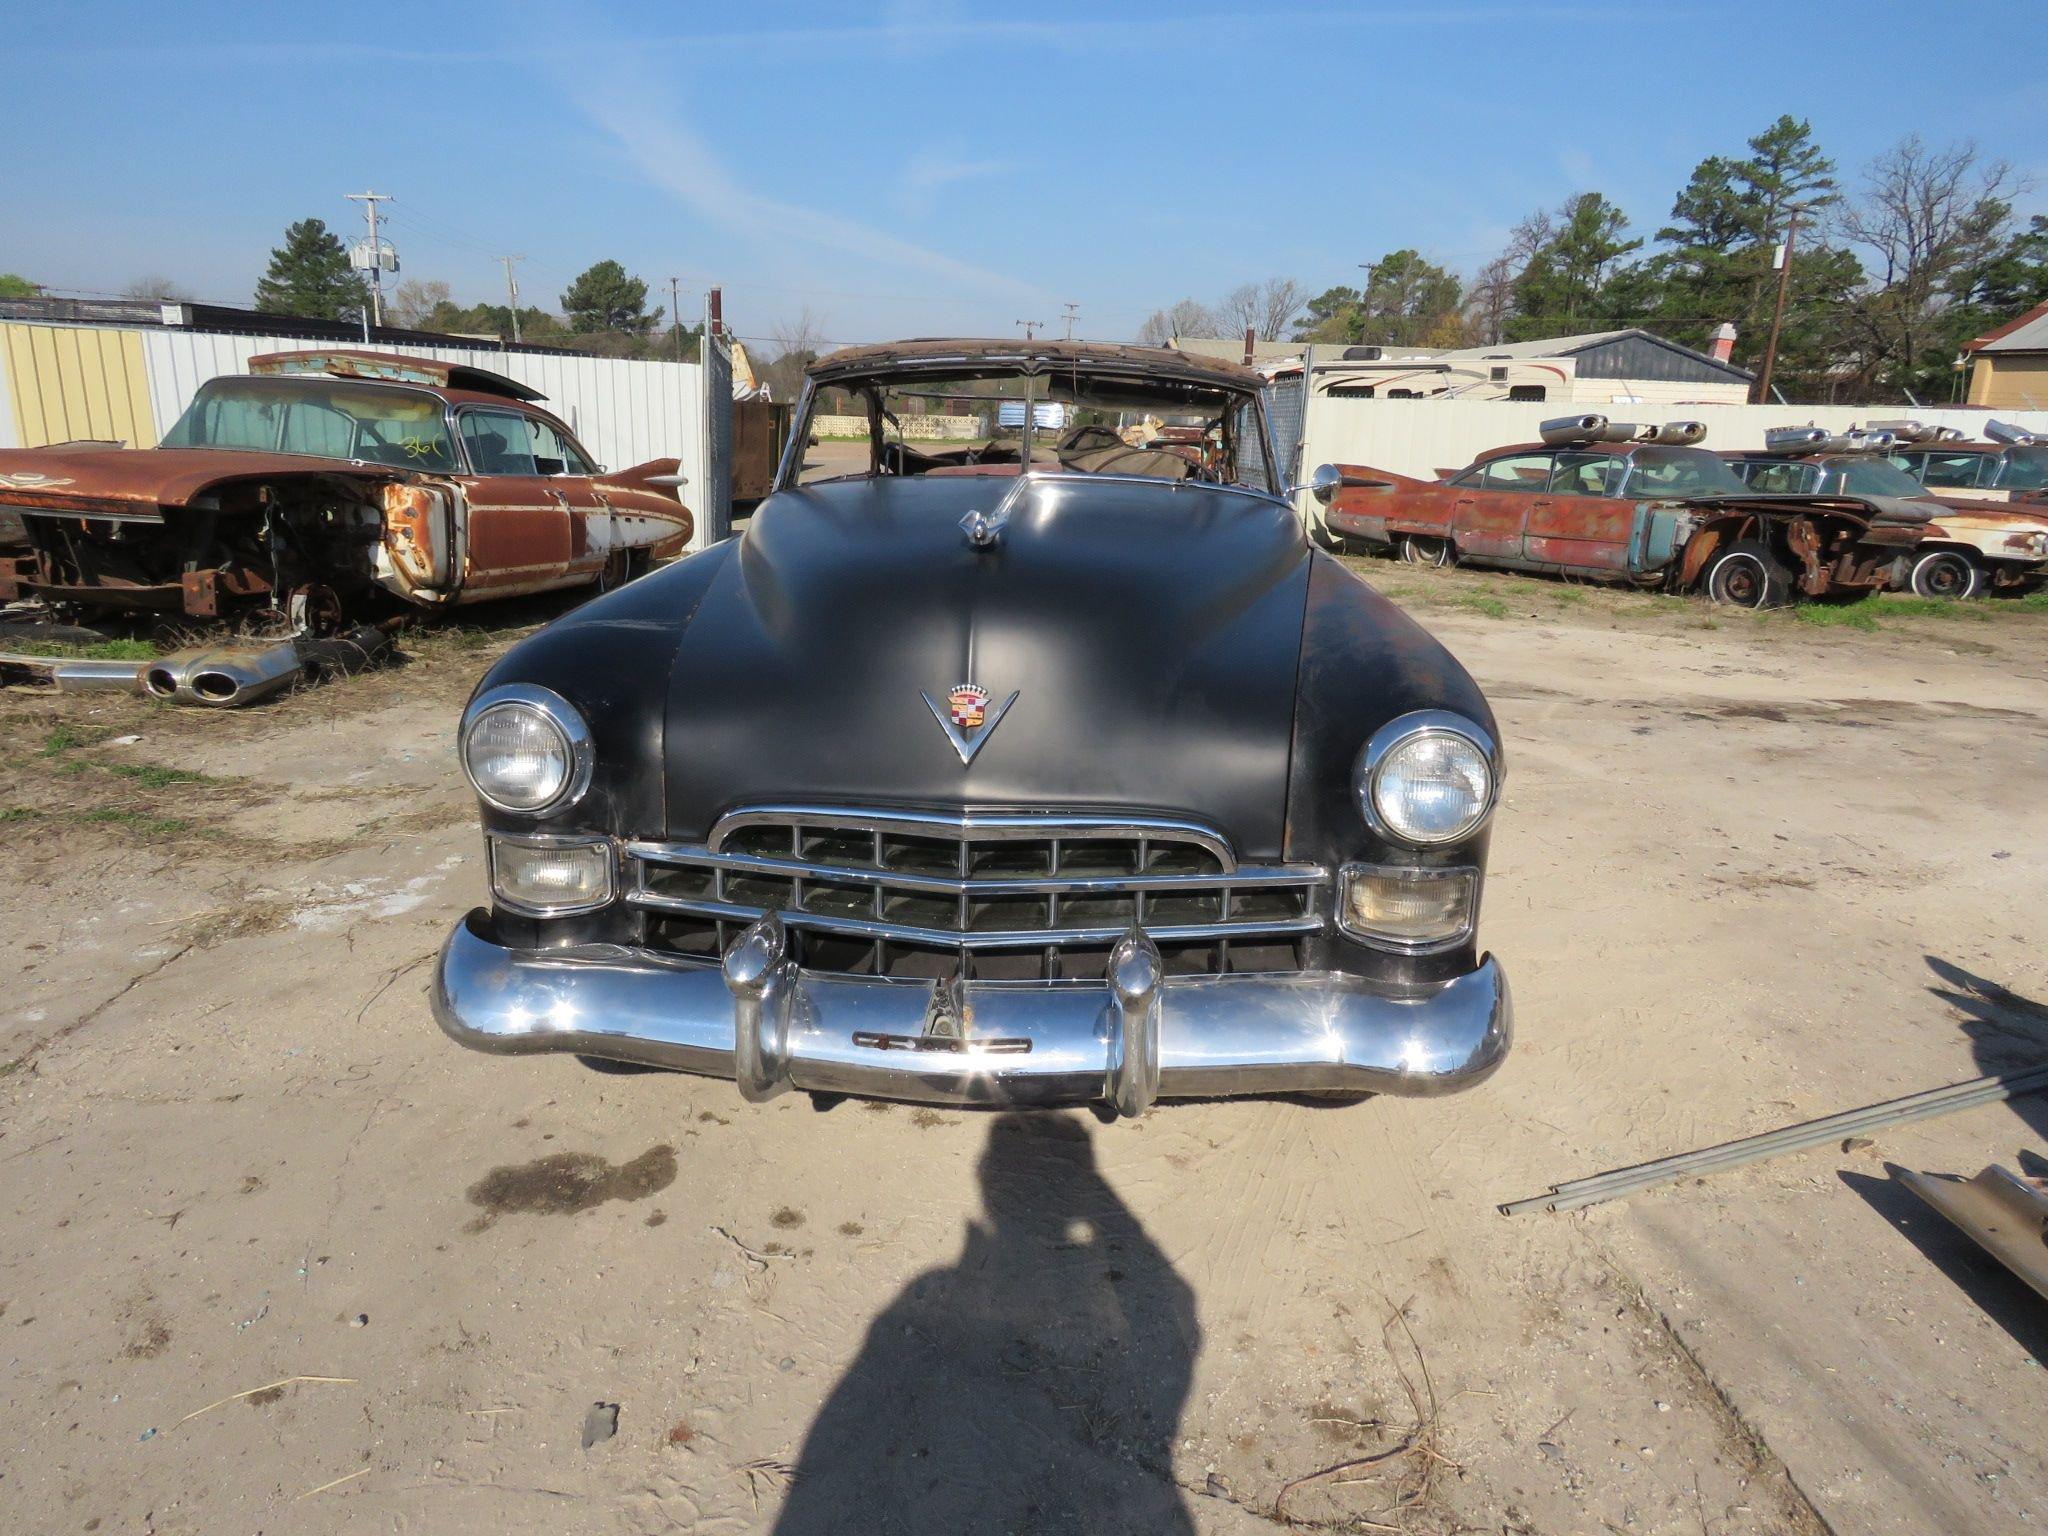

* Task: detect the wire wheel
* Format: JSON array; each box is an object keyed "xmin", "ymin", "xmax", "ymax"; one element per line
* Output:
[{"xmin": 1908, "ymin": 550, "xmax": 1981, "ymax": 600}]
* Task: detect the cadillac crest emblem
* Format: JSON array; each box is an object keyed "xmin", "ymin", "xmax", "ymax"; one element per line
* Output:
[{"xmin": 921, "ymin": 681, "xmax": 1018, "ymax": 765}]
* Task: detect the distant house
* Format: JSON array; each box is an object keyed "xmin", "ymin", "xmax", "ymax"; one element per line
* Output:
[{"xmin": 1964, "ymin": 300, "xmax": 2048, "ymax": 410}]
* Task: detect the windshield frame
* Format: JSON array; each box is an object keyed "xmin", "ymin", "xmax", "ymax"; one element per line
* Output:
[
  {"xmin": 160, "ymin": 375, "xmax": 461, "ymax": 471},
  {"xmin": 772, "ymin": 361, "xmax": 1282, "ymax": 499}
]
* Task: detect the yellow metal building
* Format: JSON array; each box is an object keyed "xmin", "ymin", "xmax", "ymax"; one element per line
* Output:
[{"xmin": 1, "ymin": 321, "xmax": 157, "ymax": 448}]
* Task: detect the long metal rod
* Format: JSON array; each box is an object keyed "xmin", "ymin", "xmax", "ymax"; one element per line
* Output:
[{"xmin": 1502, "ymin": 1063, "xmax": 2048, "ymax": 1216}]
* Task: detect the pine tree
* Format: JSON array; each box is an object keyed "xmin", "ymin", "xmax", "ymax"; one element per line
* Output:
[
  {"xmin": 561, "ymin": 261, "xmax": 663, "ymax": 335},
  {"xmin": 253, "ymin": 218, "xmax": 369, "ymax": 320},
  {"xmin": 1506, "ymin": 194, "xmax": 1646, "ymax": 339}
]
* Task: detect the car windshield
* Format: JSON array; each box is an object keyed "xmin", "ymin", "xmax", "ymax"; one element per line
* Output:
[
  {"xmin": 1996, "ymin": 447, "xmax": 2048, "ymax": 491},
  {"xmin": 1833, "ymin": 458, "xmax": 1929, "ymax": 497},
  {"xmin": 1622, "ymin": 446, "xmax": 1749, "ymax": 498},
  {"xmin": 791, "ymin": 362, "xmax": 1274, "ymax": 493},
  {"xmin": 161, "ymin": 378, "xmax": 460, "ymax": 471}
]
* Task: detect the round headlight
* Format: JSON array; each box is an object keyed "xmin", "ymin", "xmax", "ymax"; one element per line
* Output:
[
  {"xmin": 1358, "ymin": 713, "xmax": 1497, "ymax": 846},
  {"xmin": 461, "ymin": 686, "xmax": 591, "ymax": 814}
]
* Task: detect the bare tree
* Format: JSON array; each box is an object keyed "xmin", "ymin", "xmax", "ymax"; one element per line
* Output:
[
  {"xmin": 1834, "ymin": 136, "xmax": 2019, "ymax": 396},
  {"xmin": 1216, "ymin": 278, "xmax": 1307, "ymax": 340},
  {"xmin": 1462, "ymin": 255, "xmax": 1515, "ymax": 346},
  {"xmin": 764, "ymin": 306, "xmax": 830, "ymax": 402},
  {"xmin": 1137, "ymin": 298, "xmax": 1218, "ymax": 346},
  {"xmin": 388, "ymin": 278, "xmax": 452, "ymax": 328},
  {"xmin": 122, "ymin": 275, "xmax": 191, "ymax": 301}
]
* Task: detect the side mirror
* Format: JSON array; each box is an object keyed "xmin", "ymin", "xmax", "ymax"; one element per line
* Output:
[{"xmin": 1292, "ymin": 463, "xmax": 1389, "ymax": 504}]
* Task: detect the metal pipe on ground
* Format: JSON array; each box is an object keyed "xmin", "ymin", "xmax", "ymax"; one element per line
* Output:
[{"xmin": 1501, "ymin": 1062, "xmax": 2048, "ymax": 1215}]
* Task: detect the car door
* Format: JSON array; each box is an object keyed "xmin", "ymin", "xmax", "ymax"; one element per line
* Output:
[
  {"xmin": 455, "ymin": 407, "xmax": 581, "ymax": 598},
  {"xmin": 1447, "ymin": 451, "xmax": 1552, "ymax": 560},
  {"xmin": 531, "ymin": 412, "xmax": 696, "ymax": 573},
  {"xmin": 1523, "ymin": 449, "xmax": 1634, "ymax": 572}
]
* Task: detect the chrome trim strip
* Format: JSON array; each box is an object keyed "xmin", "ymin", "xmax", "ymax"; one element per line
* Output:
[
  {"xmin": 626, "ymin": 845, "xmax": 1322, "ymax": 896},
  {"xmin": 703, "ymin": 805, "xmax": 1238, "ymax": 868},
  {"xmin": 432, "ymin": 910, "xmax": 1513, "ymax": 1107},
  {"xmin": 628, "ymin": 893, "xmax": 1322, "ymax": 950}
]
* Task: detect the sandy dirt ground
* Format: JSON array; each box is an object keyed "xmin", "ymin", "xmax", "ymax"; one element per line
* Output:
[{"xmin": 1, "ymin": 565, "xmax": 2044, "ymax": 1536}]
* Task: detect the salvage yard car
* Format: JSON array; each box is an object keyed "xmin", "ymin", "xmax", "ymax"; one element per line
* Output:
[
  {"xmin": 1323, "ymin": 415, "xmax": 1932, "ymax": 607},
  {"xmin": 433, "ymin": 339, "xmax": 1511, "ymax": 1114},
  {"xmin": 1723, "ymin": 425, "xmax": 2048, "ymax": 599},
  {"xmin": 0, "ymin": 350, "xmax": 693, "ymax": 629}
]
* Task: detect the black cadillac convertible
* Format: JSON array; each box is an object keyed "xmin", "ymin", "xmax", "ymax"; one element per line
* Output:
[{"xmin": 432, "ymin": 339, "xmax": 1511, "ymax": 1114}]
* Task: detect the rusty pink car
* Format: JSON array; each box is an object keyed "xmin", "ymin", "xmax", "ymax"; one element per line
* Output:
[
  {"xmin": 0, "ymin": 350, "xmax": 693, "ymax": 629},
  {"xmin": 1322, "ymin": 415, "xmax": 1931, "ymax": 608}
]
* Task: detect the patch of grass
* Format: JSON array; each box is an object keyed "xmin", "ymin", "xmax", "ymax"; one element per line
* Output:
[
  {"xmin": 0, "ymin": 806, "xmax": 42, "ymax": 824},
  {"xmin": 40, "ymin": 724, "xmax": 94, "ymax": 756},
  {"xmin": 74, "ymin": 808, "xmax": 192, "ymax": 838},
  {"xmin": 104, "ymin": 761, "xmax": 216, "ymax": 788},
  {"xmin": 1449, "ymin": 594, "xmax": 1509, "ymax": 619},
  {"xmin": 1870, "ymin": 595, "xmax": 1991, "ymax": 621},
  {"xmin": 7, "ymin": 638, "xmax": 159, "ymax": 661},
  {"xmin": 1791, "ymin": 603, "xmax": 1881, "ymax": 630}
]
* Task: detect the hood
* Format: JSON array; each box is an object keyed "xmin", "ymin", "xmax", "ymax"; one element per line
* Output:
[
  {"xmin": 0, "ymin": 445, "xmax": 398, "ymax": 517},
  {"xmin": 663, "ymin": 475, "xmax": 1311, "ymax": 855}
]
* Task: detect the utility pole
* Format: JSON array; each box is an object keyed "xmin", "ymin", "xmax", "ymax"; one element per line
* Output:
[
  {"xmin": 1016, "ymin": 319, "xmax": 1041, "ymax": 340},
  {"xmin": 669, "ymin": 276, "xmax": 684, "ymax": 361},
  {"xmin": 1755, "ymin": 207, "xmax": 1800, "ymax": 405},
  {"xmin": 1061, "ymin": 302, "xmax": 1078, "ymax": 340},
  {"xmin": 344, "ymin": 191, "xmax": 395, "ymax": 330},
  {"xmin": 497, "ymin": 255, "xmax": 525, "ymax": 343}
]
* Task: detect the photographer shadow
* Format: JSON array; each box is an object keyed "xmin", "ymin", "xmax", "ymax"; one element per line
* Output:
[{"xmin": 772, "ymin": 1111, "xmax": 1199, "ymax": 1535}]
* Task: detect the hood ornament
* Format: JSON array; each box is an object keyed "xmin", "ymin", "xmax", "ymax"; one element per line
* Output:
[
  {"xmin": 922, "ymin": 682, "xmax": 1018, "ymax": 766},
  {"xmin": 959, "ymin": 508, "xmax": 1007, "ymax": 549}
]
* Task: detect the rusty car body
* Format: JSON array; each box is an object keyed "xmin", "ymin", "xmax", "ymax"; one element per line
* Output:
[
  {"xmin": 1722, "ymin": 424, "xmax": 2048, "ymax": 599},
  {"xmin": 1323, "ymin": 415, "xmax": 1933, "ymax": 607},
  {"xmin": 431, "ymin": 338, "xmax": 1511, "ymax": 1115},
  {"xmin": 1869, "ymin": 420, "xmax": 2048, "ymax": 596},
  {"xmin": 0, "ymin": 350, "xmax": 693, "ymax": 627}
]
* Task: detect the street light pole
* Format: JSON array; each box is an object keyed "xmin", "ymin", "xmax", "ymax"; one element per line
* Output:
[{"xmin": 1755, "ymin": 207, "xmax": 1800, "ymax": 405}]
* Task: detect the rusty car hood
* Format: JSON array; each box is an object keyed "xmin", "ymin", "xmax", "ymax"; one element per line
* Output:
[
  {"xmin": 659, "ymin": 474, "xmax": 1313, "ymax": 853},
  {"xmin": 0, "ymin": 445, "xmax": 403, "ymax": 514}
]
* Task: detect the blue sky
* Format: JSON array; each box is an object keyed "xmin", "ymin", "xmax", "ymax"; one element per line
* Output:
[{"xmin": 7, "ymin": 0, "xmax": 2045, "ymax": 349}]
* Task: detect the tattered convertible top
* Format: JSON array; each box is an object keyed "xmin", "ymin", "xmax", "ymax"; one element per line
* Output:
[{"xmin": 248, "ymin": 350, "xmax": 546, "ymax": 403}]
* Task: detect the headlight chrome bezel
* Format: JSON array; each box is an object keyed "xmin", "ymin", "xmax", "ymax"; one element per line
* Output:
[
  {"xmin": 460, "ymin": 683, "xmax": 595, "ymax": 816},
  {"xmin": 1354, "ymin": 710, "xmax": 1501, "ymax": 847}
]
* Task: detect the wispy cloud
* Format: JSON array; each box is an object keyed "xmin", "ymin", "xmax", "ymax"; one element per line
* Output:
[
  {"xmin": 564, "ymin": 73, "xmax": 1045, "ymax": 310},
  {"xmin": 896, "ymin": 149, "xmax": 1012, "ymax": 216}
]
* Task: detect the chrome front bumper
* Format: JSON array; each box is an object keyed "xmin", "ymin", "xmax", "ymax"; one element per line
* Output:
[{"xmin": 432, "ymin": 909, "xmax": 1511, "ymax": 1113}]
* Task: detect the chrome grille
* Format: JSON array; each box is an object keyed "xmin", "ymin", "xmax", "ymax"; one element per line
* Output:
[{"xmin": 628, "ymin": 807, "xmax": 1325, "ymax": 982}]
